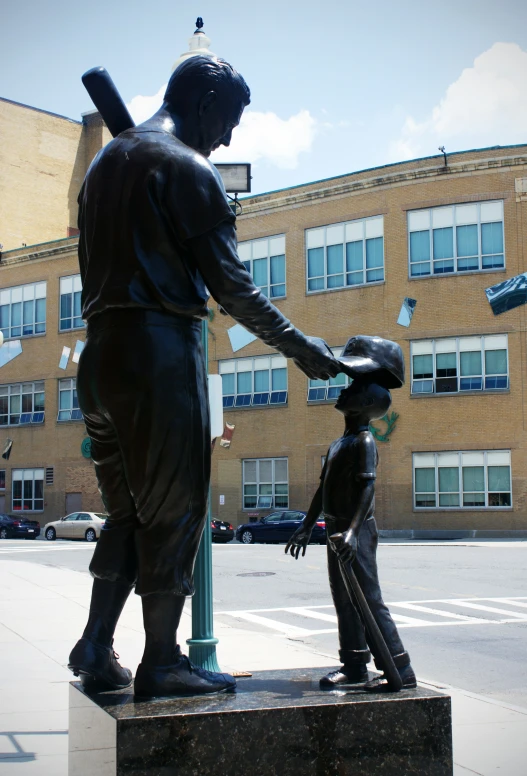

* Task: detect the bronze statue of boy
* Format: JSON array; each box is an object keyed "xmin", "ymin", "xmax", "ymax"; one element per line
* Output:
[{"xmin": 286, "ymin": 336, "xmax": 417, "ymax": 691}]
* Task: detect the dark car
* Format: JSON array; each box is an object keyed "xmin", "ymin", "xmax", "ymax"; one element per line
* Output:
[
  {"xmin": 236, "ymin": 511, "xmax": 326, "ymax": 545},
  {"xmin": 0, "ymin": 513, "xmax": 40, "ymax": 539},
  {"xmin": 211, "ymin": 519, "xmax": 234, "ymax": 543}
]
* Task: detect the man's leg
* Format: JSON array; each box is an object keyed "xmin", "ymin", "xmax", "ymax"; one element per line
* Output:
[
  {"xmin": 319, "ymin": 519, "xmax": 371, "ymax": 688},
  {"xmin": 353, "ymin": 518, "xmax": 416, "ymax": 689}
]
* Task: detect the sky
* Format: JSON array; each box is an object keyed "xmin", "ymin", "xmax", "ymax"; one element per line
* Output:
[{"xmin": 2, "ymin": 0, "xmax": 527, "ymax": 195}]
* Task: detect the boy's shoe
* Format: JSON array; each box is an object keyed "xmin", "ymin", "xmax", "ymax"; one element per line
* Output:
[
  {"xmin": 68, "ymin": 637, "xmax": 132, "ymax": 691},
  {"xmin": 134, "ymin": 647, "xmax": 237, "ymax": 698},
  {"xmin": 364, "ymin": 663, "xmax": 417, "ymax": 692},
  {"xmin": 319, "ymin": 663, "xmax": 369, "ymax": 688}
]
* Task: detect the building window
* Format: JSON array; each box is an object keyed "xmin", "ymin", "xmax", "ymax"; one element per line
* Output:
[
  {"xmin": 60, "ymin": 275, "xmax": 84, "ymax": 331},
  {"xmin": 58, "ymin": 378, "xmax": 82, "ymax": 421},
  {"xmin": 0, "ymin": 282, "xmax": 46, "ymax": 340},
  {"xmin": 306, "ymin": 216, "xmax": 384, "ymax": 293},
  {"xmin": 408, "ymin": 201, "xmax": 504, "ymax": 277},
  {"xmin": 413, "ymin": 451, "xmax": 511, "ymax": 509},
  {"xmin": 0, "ymin": 382, "xmax": 45, "ymax": 426},
  {"xmin": 0, "ymin": 470, "xmax": 5, "ymax": 490},
  {"xmin": 307, "ymin": 346, "xmax": 352, "ymax": 401},
  {"xmin": 411, "ymin": 335, "xmax": 508, "ymax": 395},
  {"xmin": 238, "ymin": 235, "xmax": 286, "ymax": 299},
  {"xmin": 12, "ymin": 469, "xmax": 44, "ymax": 512},
  {"xmin": 219, "ymin": 355, "xmax": 287, "ymax": 408},
  {"xmin": 242, "ymin": 458, "xmax": 288, "ymax": 509}
]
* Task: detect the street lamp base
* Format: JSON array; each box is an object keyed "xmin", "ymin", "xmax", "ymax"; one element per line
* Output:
[{"xmin": 186, "ymin": 638, "xmax": 220, "ymax": 672}]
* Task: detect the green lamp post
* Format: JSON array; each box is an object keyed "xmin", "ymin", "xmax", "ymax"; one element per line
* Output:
[{"xmin": 187, "ymin": 317, "xmax": 221, "ymax": 671}]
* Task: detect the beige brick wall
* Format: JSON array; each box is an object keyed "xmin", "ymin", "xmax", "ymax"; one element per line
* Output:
[
  {"xmin": 0, "ymin": 239, "xmax": 103, "ymax": 521},
  {"xmin": 210, "ymin": 146, "xmax": 527, "ymax": 531},
  {"xmin": 0, "ymin": 99, "xmax": 109, "ymax": 252}
]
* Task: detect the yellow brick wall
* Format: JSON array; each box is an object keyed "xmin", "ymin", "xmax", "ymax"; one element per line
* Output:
[
  {"xmin": 0, "ymin": 239, "xmax": 103, "ymax": 520},
  {"xmin": 0, "ymin": 99, "xmax": 109, "ymax": 252},
  {"xmin": 210, "ymin": 147, "xmax": 527, "ymax": 531}
]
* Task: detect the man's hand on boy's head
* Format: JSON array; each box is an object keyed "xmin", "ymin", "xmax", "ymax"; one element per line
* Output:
[
  {"xmin": 285, "ymin": 524, "xmax": 313, "ymax": 559},
  {"xmin": 329, "ymin": 529, "xmax": 359, "ymax": 565},
  {"xmin": 292, "ymin": 336, "xmax": 341, "ymax": 381}
]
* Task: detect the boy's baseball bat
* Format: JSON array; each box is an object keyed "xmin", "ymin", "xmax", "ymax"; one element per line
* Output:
[
  {"xmin": 81, "ymin": 67, "xmax": 135, "ymax": 138},
  {"xmin": 338, "ymin": 556, "xmax": 403, "ymax": 691}
]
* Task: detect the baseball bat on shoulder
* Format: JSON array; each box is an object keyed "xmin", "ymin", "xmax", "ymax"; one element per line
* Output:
[{"xmin": 81, "ymin": 67, "xmax": 135, "ymax": 139}]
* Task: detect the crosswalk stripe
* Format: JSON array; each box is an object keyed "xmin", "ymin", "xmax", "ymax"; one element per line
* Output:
[
  {"xmin": 369, "ymin": 602, "xmax": 491, "ymax": 623},
  {"xmin": 446, "ymin": 601, "xmax": 527, "ymax": 619},
  {"xmin": 223, "ymin": 610, "xmax": 317, "ymax": 635},
  {"xmin": 391, "ymin": 613, "xmax": 431, "ymax": 626},
  {"xmin": 284, "ymin": 607, "xmax": 337, "ymax": 623},
  {"xmin": 491, "ymin": 598, "xmax": 527, "ymax": 609}
]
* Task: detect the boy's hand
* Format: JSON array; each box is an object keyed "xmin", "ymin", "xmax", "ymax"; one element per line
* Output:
[
  {"xmin": 285, "ymin": 523, "xmax": 313, "ymax": 559},
  {"xmin": 329, "ymin": 529, "xmax": 358, "ymax": 565}
]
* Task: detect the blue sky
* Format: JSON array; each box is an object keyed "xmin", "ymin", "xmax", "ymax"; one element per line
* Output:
[{"xmin": 2, "ymin": 0, "xmax": 527, "ymax": 194}]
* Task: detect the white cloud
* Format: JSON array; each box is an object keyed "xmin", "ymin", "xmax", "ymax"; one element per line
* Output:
[
  {"xmin": 127, "ymin": 86, "xmax": 317, "ymax": 170},
  {"xmin": 212, "ymin": 109, "xmax": 317, "ymax": 169},
  {"xmin": 391, "ymin": 42, "xmax": 527, "ymax": 161},
  {"xmin": 127, "ymin": 84, "xmax": 167, "ymax": 125}
]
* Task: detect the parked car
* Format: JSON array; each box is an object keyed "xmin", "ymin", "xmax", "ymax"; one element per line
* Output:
[
  {"xmin": 0, "ymin": 514, "xmax": 40, "ymax": 539},
  {"xmin": 44, "ymin": 512, "xmax": 107, "ymax": 542},
  {"xmin": 236, "ymin": 511, "xmax": 326, "ymax": 545},
  {"xmin": 211, "ymin": 519, "xmax": 234, "ymax": 543}
]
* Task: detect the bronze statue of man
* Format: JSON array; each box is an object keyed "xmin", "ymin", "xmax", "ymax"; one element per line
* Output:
[{"xmin": 68, "ymin": 55, "xmax": 340, "ymax": 698}]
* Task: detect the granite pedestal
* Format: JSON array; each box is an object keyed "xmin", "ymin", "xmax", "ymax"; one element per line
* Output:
[{"xmin": 69, "ymin": 667, "xmax": 453, "ymax": 776}]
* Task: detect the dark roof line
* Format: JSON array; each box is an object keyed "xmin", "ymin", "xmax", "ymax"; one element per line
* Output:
[
  {"xmin": 240, "ymin": 142, "xmax": 527, "ymax": 201},
  {"xmin": 0, "ymin": 96, "xmax": 81, "ymax": 125}
]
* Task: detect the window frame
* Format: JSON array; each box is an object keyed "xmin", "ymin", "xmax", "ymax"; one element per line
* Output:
[
  {"xmin": 0, "ymin": 381, "xmax": 45, "ymax": 426},
  {"xmin": 219, "ymin": 355, "xmax": 288, "ymax": 409},
  {"xmin": 59, "ymin": 275, "xmax": 85, "ymax": 332},
  {"xmin": 305, "ymin": 216, "xmax": 385, "ymax": 295},
  {"xmin": 57, "ymin": 378, "xmax": 83, "ymax": 422},
  {"xmin": 237, "ymin": 235, "xmax": 286, "ymax": 300},
  {"xmin": 407, "ymin": 201, "xmax": 505, "ymax": 279},
  {"xmin": 0, "ymin": 282, "xmax": 47, "ymax": 341},
  {"xmin": 242, "ymin": 457, "xmax": 289, "ymax": 510},
  {"xmin": 410, "ymin": 335, "xmax": 509, "ymax": 396},
  {"xmin": 413, "ymin": 451, "xmax": 512, "ymax": 510},
  {"xmin": 12, "ymin": 468, "xmax": 45, "ymax": 512}
]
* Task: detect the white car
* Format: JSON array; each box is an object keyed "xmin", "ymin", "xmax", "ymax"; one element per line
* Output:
[{"xmin": 44, "ymin": 512, "xmax": 107, "ymax": 542}]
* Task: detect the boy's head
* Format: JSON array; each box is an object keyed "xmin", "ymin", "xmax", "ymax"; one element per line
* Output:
[
  {"xmin": 335, "ymin": 378, "xmax": 391, "ymax": 421},
  {"xmin": 338, "ymin": 335, "xmax": 404, "ymax": 389}
]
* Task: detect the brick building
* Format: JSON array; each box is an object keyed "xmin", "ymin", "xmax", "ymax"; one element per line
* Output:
[{"xmin": 1, "ymin": 96, "xmax": 527, "ymax": 534}]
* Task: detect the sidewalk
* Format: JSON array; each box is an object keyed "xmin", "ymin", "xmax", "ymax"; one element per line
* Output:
[{"xmin": 0, "ymin": 559, "xmax": 526, "ymax": 775}]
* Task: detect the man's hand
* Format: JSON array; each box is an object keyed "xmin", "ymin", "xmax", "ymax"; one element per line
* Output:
[
  {"xmin": 285, "ymin": 523, "xmax": 313, "ymax": 559},
  {"xmin": 329, "ymin": 528, "xmax": 358, "ymax": 565},
  {"xmin": 293, "ymin": 337, "xmax": 341, "ymax": 381}
]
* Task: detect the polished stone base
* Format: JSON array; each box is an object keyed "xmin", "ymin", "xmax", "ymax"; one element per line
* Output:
[{"xmin": 69, "ymin": 667, "xmax": 453, "ymax": 776}]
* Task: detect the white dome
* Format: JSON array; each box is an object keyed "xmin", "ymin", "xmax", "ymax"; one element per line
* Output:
[{"xmin": 171, "ymin": 28, "xmax": 216, "ymax": 73}]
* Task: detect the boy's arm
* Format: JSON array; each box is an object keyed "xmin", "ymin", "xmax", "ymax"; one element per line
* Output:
[
  {"xmin": 285, "ymin": 456, "xmax": 327, "ymax": 559},
  {"xmin": 329, "ymin": 434, "xmax": 377, "ymax": 564}
]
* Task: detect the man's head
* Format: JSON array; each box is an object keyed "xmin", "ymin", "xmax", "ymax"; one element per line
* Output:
[
  {"xmin": 163, "ymin": 56, "xmax": 250, "ymax": 157},
  {"xmin": 335, "ymin": 379, "xmax": 391, "ymax": 422}
]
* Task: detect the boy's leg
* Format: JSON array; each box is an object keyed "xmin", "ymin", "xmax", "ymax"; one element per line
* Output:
[
  {"xmin": 320, "ymin": 519, "xmax": 371, "ymax": 687},
  {"xmin": 353, "ymin": 517, "xmax": 416, "ymax": 688}
]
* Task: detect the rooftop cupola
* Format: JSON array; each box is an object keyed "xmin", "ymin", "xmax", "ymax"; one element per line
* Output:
[{"xmin": 171, "ymin": 17, "xmax": 217, "ymax": 72}]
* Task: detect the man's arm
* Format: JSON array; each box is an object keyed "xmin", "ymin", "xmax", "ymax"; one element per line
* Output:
[{"xmin": 187, "ymin": 220, "xmax": 340, "ymax": 380}]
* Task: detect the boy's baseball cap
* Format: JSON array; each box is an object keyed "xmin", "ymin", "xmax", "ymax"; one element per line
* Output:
[{"xmin": 338, "ymin": 335, "xmax": 405, "ymax": 389}]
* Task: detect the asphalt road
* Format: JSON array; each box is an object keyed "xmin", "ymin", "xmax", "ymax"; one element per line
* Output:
[{"xmin": 1, "ymin": 536, "xmax": 526, "ymax": 707}]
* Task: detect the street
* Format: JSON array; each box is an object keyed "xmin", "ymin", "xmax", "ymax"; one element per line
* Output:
[{"xmin": 2, "ymin": 536, "xmax": 526, "ymax": 707}]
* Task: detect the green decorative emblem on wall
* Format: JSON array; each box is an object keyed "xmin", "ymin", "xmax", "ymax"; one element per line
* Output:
[
  {"xmin": 81, "ymin": 437, "xmax": 92, "ymax": 459},
  {"xmin": 369, "ymin": 411, "xmax": 399, "ymax": 443}
]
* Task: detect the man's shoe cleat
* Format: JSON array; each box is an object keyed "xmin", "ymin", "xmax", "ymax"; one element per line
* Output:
[
  {"xmin": 68, "ymin": 637, "xmax": 132, "ymax": 691},
  {"xmin": 134, "ymin": 647, "xmax": 237, "ymax": 699}
]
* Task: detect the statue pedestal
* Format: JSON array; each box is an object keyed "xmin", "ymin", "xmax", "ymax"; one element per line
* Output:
[{"xmin": 69, "ymin": 667, "xmax": 452, "ymax": 776}]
